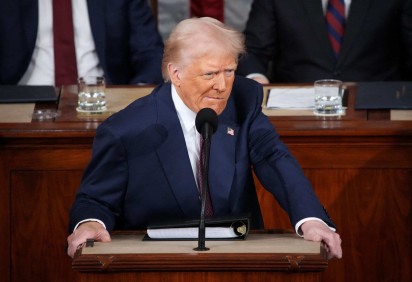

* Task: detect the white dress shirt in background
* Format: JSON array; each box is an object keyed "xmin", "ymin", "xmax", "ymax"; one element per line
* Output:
[{"xmin": 18, "ymin": 0, "xmax": 103, "ymax": 86}]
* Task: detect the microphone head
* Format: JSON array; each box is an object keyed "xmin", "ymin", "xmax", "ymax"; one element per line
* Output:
[{"xmin": 195, "ymin": 108, "xmax": 218, "ymax": 136}]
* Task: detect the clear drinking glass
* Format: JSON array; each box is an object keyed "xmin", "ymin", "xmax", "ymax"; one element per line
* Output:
[
  {"xmin": 314, "ymin": 79, "xmax": 344, "ymax": 116},
  {"xmin": 77, "ymin": 76, "xmax": 106, "ymax": 112}
]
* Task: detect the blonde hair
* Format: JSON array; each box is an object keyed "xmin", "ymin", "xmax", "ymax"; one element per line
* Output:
[{"xmin": 162, "ymin": 17, "xmax": 245, "ymax": 81}]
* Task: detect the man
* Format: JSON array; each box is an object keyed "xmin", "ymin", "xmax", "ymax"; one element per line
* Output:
[
  {"xmin": 236, "ymin": 0, "xmax": 412, "ymax": 83},
  {"xmin": 67, "ymin": 17, "xmax": 342, "ymax": 259},
  {"xmin": 0, "ymin": 0, "xmax": 164, "ymax": 85}
]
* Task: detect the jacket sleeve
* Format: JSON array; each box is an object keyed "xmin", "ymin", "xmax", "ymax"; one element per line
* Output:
[
  {"xmin": 69, "ymin": 122, "xmax": 129, "ymax": 232},
  {"xmin": 246, "ymin": 82, "xmax": 336, "ymax": 229}
]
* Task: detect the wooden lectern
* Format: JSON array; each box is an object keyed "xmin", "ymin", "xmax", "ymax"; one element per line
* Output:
[{"xmin": 72, "ymin": 230, "xmax": 327, "ymax": 282}]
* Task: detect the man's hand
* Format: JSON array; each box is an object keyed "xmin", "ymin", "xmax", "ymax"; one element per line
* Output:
[
  {"xmin": 67, "ymin": 221, "xmax": 111, "ymax": 258},
  {"xmin": 301, "ymin": 220, "xmax": 342, "ymax": 259}
]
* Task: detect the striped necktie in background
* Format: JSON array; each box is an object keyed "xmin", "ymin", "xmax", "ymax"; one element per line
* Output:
[{"xmin": 326, "ymin": 0, "xmax": 345, "ymax": 58}]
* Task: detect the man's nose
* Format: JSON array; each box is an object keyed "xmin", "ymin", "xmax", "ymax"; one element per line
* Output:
[{"xmin": 213, "ymin": 73, "xmax": 226, "ymax": 92}]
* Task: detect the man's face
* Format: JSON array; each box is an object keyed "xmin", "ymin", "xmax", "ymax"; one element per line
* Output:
[{"xmin": 169, "ymin": 51, "xmax": 237, "ymax": 115}]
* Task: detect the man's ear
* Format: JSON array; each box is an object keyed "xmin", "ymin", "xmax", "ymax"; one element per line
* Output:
[{"xmin": 167, "ymin": 63, "xmax": 181, "ymax": 86}]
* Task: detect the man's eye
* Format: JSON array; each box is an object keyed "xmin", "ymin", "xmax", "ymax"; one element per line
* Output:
[
  {"xmin": 224, "ymin": 69, "xmax": 235, "ymax": 77},
  {"xmin": 203, "ymin": 73, "xmax": 215, "ymax": 79}
]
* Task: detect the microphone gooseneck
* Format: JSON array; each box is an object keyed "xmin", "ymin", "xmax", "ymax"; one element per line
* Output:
[{"xmin": 194, "ymin": 108, "xmax": 218, "ymax": 251}]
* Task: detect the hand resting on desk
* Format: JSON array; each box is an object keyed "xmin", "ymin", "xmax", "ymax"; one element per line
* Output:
[
  {"xmin": 301, "ymin": 220, "xmax": 342, "ymax": 259},
  {"xmin": 66, "ymin": 220, "xmax": 343, "ymax": 260},
  {"xmin": 67, "ymin": 221, "xmax": 111, "ymax": 258}
]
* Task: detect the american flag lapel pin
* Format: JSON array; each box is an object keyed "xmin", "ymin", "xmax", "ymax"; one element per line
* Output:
[{"xmin": 227, "ymin": 127, "xmax": 235, "ymax": 136}]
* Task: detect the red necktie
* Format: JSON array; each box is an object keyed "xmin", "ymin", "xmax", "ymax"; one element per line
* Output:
[
  {"xmin": 198, "ymin": 137, "xmax": 214, "ymax": 217},
  {"xmin": 190, "ymin": 0, "xmax": 224, "ymax": 22},
  {"xmin": 53, "ymin": 0, "xmax": 78, "ymax": 86},
  {"xmin": 326, "ymin": 0, "xmax": 345, "ymax": 58}
]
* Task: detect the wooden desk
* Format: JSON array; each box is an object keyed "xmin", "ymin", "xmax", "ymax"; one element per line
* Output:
[
  {"xmin": 0, "ymin": 84, "xmax": 411, "ymax": 282},
  {"xmin": 72, "ymin": 231, "xmax": 327, "ymax": 282}
]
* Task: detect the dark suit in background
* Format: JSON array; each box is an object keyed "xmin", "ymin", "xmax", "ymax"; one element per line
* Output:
[
  {"xmin": 69, "ymin": 76, "xmax": 335, "ymax": 231},
  {"xmin": 236, "ymin": 0, "xmax": 412, "ymax": 82},
  {"xmin": 0, "ymin": 0, "xmax": 164, "ymax": 85}
]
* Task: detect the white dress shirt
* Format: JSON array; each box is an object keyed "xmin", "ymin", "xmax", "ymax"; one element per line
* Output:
[
  {"xmin": 322, "ymin": 0, "xmax": 352, "ymax": 17},
  {"xmin": 18, "ymin": 0, "xmax": 103, "ymax": 85},
  {"xmin": 171, "ymin": 85, "xmax": 202, "ymax": 186}
]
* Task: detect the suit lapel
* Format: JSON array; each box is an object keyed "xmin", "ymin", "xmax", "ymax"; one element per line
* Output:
[
  {"xmin": 154, "ymin": 85, "xmax": 201, "ymax": 218},
  {"xmin": 153, "ymin": 84, "xmax": 239, "ymax": 216},
  {"xmin": 338, "ymin": 0, "xmax": 373, "ymax": 64},
  {"xmin": 208, "ymin": 120, "xmax": 238, "ymax": 214},
  {"xmin": 300, "ymin": 0, "xmax": 335, "ymax": 61},
  {"xmin": 2, "ymin": 0, "xmax": 38, "ymax": 83},
  {"xmin": 24, "ymin": 0, "xmax": 38, "ymax": 51},
  {"xmin": 86, "ymin": 0, "xmax": 108, "ymax": 80}
]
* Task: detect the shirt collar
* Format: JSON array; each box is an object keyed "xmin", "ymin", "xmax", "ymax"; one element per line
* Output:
[{"xmin": 171, "ymin": 84, "xmax": 197, "ymax": 133}]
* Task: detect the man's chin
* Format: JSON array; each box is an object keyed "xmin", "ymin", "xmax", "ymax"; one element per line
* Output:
[{"xmin": 206, "ymin": 104, "xmax": 226, "ymax": 115}]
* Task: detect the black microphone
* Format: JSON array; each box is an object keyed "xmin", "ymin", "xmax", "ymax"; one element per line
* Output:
[
  {"xmin": 193, "ymin": 108, "xmax": 218, "ymax": 251},
  {"xmin": 195, "ymin": 108, "xmax": 218, "ymax": 140}
]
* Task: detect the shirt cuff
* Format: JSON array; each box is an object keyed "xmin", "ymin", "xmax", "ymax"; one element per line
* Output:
[
  {"xmin": 246, "ymin": 73, "xmax": 269, "ymax": 80},
  {"xmin": 73, "ymin": 219, "xmax": 106, "ymax": 233},
  {"xmin": 294, "ymin": 217, "xmax": 336, "ymax": 237}
]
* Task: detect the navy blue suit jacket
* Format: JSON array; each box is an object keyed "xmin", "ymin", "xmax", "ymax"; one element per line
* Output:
[
  {"xmin": 69, "ymin": 76, "xmax": 335, "ymax": 231},
  {"xmin": 0, "ymin": 0, "xmax": 164, "ymax": 85},
  {"xmin": 237, "ymin": 0, "xmax": 412, "ymax": 82}
]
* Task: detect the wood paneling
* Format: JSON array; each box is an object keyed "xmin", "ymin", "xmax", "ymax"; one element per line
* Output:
[
  {"xmin": 0, "ymin": 150, "xmax": 11, "ymax": 282},
  {"xmin": 76, "ymin": 271, "xmax": 321, "ymax": 282},
  {"xmin": 11, "ymin": 171, "xmax": 83, "ymax": 282},
  {"xmin": 257, "ymin": 168, "xmax": 411, "ymax": 282}
]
